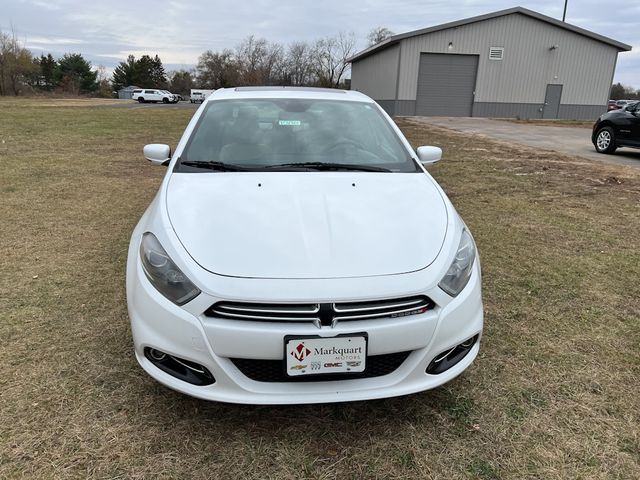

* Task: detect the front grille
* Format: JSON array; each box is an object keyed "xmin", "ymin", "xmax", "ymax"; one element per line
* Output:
[
  {"xmin": 205, "ymin": 296, "xmax": 434, "ymax": 327},
  {"xmin": 230, "ymin": 351, "xmax": 411, "ymax": 382}
]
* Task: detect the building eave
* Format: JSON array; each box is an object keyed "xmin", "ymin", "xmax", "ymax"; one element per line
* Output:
[{"xmin": 348, "ymin": 6, "xmax": 632, "ymax": 63}]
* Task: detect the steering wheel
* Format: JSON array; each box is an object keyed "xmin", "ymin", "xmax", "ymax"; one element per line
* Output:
[{"xmin": 321, "ymin": 139, "xmax": 365, "ymax": 153}]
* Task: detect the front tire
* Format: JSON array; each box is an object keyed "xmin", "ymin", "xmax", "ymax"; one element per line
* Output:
[
  {"xmin": 137, "ymin": 97, "xmax": 144, "ymax": 103},
  {"xmin": 595, "ymin": 127, "xmax": 617, "ymax": 154},
  {"xmin": 162, "ymin": 97, "xmax": 169, "ymax": 104}
]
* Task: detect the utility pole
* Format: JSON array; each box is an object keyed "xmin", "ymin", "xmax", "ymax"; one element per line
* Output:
[{"xmin": 562, "ymin": 0, "xmax": 568, "ymax": 22}]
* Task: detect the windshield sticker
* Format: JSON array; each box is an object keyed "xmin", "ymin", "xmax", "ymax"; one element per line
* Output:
[{"xmin": 278, "ymin": 120, "xmax": 301, "ymax": 126}]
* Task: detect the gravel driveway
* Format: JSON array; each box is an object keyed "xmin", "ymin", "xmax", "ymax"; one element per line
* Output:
[{"xmin": 412, "ymin": 117, "xmax": 640, "ymax": 168}]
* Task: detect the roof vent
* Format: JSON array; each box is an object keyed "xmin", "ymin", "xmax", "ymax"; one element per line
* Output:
[{"xmin": 489, "ymin": 47, "xmax": 504, "ymax": 60}]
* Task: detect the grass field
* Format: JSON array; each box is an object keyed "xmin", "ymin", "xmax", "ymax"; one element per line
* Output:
[{"xmin": 1, "ymin": 99, "xmax": 639, "ymax": 479}]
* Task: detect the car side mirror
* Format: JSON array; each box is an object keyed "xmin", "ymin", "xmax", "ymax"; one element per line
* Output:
[
  {"xmin": 416, "ymin": 146, "xmax": 442, "ymax": 166},
  {"xmin": 143, "ymin": 144, "xmax": 171, "ymax": 166}
]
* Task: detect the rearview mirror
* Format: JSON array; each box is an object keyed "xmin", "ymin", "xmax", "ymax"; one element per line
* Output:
[
  {"xmin": 416, "ymin": 146, "xmax": 442, "ymax": 166},
  {"xmin": 143, "ymin": 144, "xmax": 171, "ymax": 166}
]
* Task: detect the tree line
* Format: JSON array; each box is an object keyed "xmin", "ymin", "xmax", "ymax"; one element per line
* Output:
[
  {"xmin": 1, "ymin": 27, "xmax": 397, "ymax": 97},
  {"xmin": 610, "ymin": 82, "xmax": 640, "ymax": 100},
  {"xmin": 4, "ymin": 26, "xmax": 637, "ymax": 100},
  {"xmin": 0, "ymin": 31, "xmax": 109, "ymax": 96}
]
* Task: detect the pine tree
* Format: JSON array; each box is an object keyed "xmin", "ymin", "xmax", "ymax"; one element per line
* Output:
[
  {"xmin": 53, "ymin": 53, "xmax": 98, "ymax": 93},
  {"xmin": 112, "ymin": 55, "xmax": 137, "ymax": 90}
]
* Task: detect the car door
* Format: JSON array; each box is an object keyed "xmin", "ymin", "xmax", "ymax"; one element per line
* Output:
[
  {"xmin": 627, "ymin": 103, "xmax": 640, "ymax": 146},
  {"xmin": 616, "ymin": 105, "xmax": 639, "ymax": 145}
]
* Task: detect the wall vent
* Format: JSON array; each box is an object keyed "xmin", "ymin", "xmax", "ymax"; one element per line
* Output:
[{"xmin": 489, "ymin": 47, "xmax": 504, "ymax": 60}]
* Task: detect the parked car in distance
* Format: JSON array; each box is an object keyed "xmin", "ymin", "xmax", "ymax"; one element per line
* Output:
[
  {"xmin": 608, "ymin": 100, "xmax": 620, "ymax": 111},
  {"xmin": 127, "ymin": 86, "xmax": 484, "ymax": 404},
  {"xmin": 593, "ymin": 101, "xmax": 640, "ymax": 154},
  {"xmin": 615, "ymin": 100, "xmax": 634, "ymax": 108},
  {"xmin": 132, "ymin": 89, "xmax": 177, "ymax": 104},
  {"xmin": 190, "ymin": 89, "xmax": 215, "ymax": 103},
  {"xmin": 160, "ymin": 90, "xmax": 179, "ymax": 103}
]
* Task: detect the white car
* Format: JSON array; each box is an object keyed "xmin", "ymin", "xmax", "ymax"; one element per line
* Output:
[
  {"xmin": 127, "ymin": 87, "xmax": 483, "ymax": 404},
  {"xmin": 190, "ymin": 89, "xmax": 214, "ymax": 103},
  {"xmin": 132, "ymin": 89, "xmax": 177, "ymax": 104}
]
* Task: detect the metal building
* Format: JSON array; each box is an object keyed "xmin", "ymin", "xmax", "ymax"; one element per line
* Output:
[
  {"xmin": 349, "ymin": 7, "xmax": 631, "ymax": 119},
  {"xmin": 117, "ymin": 85, "xmax": 140, "ymax": 100}
]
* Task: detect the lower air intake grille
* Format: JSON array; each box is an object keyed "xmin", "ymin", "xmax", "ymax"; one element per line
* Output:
[{"xmin": 230, "ymin": 351, "xmax": 411, "ymax": 383}]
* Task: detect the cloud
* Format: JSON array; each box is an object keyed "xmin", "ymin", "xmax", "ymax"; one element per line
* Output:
[
  {"xmin": 1, "ymin": 0, "xmax": 638, "ymax": 86},
  {"xmin": 26, "ymin": 36, "xmax": 85, "ymax": 46}
]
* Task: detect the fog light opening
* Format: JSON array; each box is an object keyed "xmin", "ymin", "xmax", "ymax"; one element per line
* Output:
[
  {"xmin": 426, "ymin": 335, "xmax": 479, "ymax": 375},
  {"xmin": 149, "ymin": 348, "xmax": 167, "ymax": 361},
  {"xmin": 144, "ymin": 347, "xmax": 215, "ymax": 386},
  {"xmin": 432, "ymin": 346, "xmax": 456, "ymax": 364},
  {"xmin": 460, "ymin": 338, "xmax": 475, "ymax": 348}
]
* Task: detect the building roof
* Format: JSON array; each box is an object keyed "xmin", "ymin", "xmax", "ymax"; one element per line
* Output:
[{"xmin": 348, "ymin": 6, "xmax": 632, "ymax": 63}]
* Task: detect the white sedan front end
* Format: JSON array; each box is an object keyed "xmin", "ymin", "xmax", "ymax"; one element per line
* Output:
[{"xmin": 127, "ymin": 87, "xmax": 483, "ymax": 404}]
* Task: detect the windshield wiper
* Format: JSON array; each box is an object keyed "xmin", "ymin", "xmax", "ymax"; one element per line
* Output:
[
  {"xmin": 264, "ymin": 162, "xmax": 391, "ymax": 172},
  {"xmin": 180, "ymin": 161, "xmax": 248, "ymax": 171}
]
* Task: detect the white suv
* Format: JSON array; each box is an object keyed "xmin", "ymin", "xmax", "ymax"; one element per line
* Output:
[{"xmin": 131, "ymin": 89, "xmax": 177, "ymax": 104}]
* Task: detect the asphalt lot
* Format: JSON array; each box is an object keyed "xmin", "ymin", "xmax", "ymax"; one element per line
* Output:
[{"xmin": 414, "ymin": 116, "xmax": 640, "ymax": 168}]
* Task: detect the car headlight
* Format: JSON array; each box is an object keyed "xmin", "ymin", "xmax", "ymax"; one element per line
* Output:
[
  {"xmin": 438, "ymin": 229, "xmax": 476, "ymax": 297},
  {"xmin": 140, "ymin": 232, "xmax": 200, "ymax": 305}
]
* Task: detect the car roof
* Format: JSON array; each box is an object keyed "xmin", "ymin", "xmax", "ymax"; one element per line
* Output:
[{"xmin": 206, "ymin": 86, "xmax": 373, "ymax": 103}]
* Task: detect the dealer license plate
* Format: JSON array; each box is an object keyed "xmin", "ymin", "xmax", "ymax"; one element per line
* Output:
[{"xmin": 285, "ymin": 334, "xmax": 367, "ymax": 377}]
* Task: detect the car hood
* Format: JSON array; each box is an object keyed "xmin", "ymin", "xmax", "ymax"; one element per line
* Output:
[{"xmin": 166, "ymin": 172, "xmax": 448, "ymax": 279}]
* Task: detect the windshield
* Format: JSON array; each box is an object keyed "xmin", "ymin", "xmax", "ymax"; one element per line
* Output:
[{"xmin": 176, "ymin": 99, "xmax": 418, "ymax": 172}]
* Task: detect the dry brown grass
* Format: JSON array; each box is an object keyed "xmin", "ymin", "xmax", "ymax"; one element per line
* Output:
[
  {"xmin": 0, "ymin": 96, "xmax": 128, "ymax": 108},
  {"xmin": 502, "ymin": 118, "xmax": 594, "ymax": 128},
  {"xmin": 1, "ymin": 104, "xmax": 638, "ymax": 479}
]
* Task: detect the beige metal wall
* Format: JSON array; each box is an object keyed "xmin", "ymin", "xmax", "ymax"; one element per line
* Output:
[
  {"xmin": 396, "ymin": 13, "xmax": 618, "ymax": 105},
  {"xmin": 350, "ymin": 44, "xmax": 400, "ymax": 100}
]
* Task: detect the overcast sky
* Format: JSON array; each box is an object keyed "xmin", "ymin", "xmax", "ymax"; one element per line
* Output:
[{"xmin": 2, "ymin": 0, "xmax": 638, "ymax": 87}]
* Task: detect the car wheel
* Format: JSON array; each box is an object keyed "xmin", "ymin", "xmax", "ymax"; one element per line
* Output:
[
  {"xmin": 162, "ymin": 98, "xmax": 169, "ymax": 104},
  {"xmin": 138, "ymin": 97, "xmax": 144, "ymax": 103},
  {"xmin": 595, "ymin": 127, "xmax": 617, "ymax": 154}
]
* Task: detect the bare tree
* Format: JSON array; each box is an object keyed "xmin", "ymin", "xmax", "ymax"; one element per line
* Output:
[
  {"xmin": 0, "ymin": 30, "xmax": 37, "ymax": 95},
  {"xmin": 169, "ymin": 69, "xmax": 195, "ymax": 96},
  {"xmin": 194, "ymin": 31, "xmax": 356, "ymax": 90},
  {"xmin": 235, "ymin": 36, "xmax": 286, "ymax": 85},
  {"xmin": 95, "ymin": 65, "xmax": 113, "ymax": 97},
  {"xmin": 367, "ymin": 27, "xmax": 394, "ymax": 46},
  {"xmin": 196, "ymin": 49, "xmax": 241, "ymax": 89},
  {"xmin": 311, "ymin": 32, "xmax": 356, "ymax": 88},
  {"xmin": 286, "ymin": 42, "xmax": 313, "ymax": 86}
]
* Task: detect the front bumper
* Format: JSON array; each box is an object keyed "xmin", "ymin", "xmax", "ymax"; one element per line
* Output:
[{"xmin": 127, "ymin": 256, "xmax": 483, "ymax": 405}]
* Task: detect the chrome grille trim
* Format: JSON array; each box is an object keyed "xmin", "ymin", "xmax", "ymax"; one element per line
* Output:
[
  {"xmin": 210, "ymin": 311, "xmax": 319, "ymax": 322},
  {"xmin": 333, "ymin": 297, "xmax": 426, "ymax": 313},
  {"xmin": 209, "ymin": 302, "xmax": 320, "ymax": 322},
  {"xmin": 218, "ymin": 303, "xmax": 320, "ymax": 314},
  {"xmin": 205, "ymin": 296, "xmax": 434, "ymax": 325},
  {"xmin": 333, "ymin": 304, "xmax": 431, "ymax": 322}
]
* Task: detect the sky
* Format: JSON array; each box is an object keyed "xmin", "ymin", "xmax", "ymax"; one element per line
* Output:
[{"xmin": 1, "ymin": 0, "xmax": 638, "ymax": 88}]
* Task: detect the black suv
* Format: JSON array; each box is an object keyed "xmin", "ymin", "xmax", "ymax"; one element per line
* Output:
[{"xmin": 592, "ymin": 101, "xmax": 640, "ymax": 154}]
